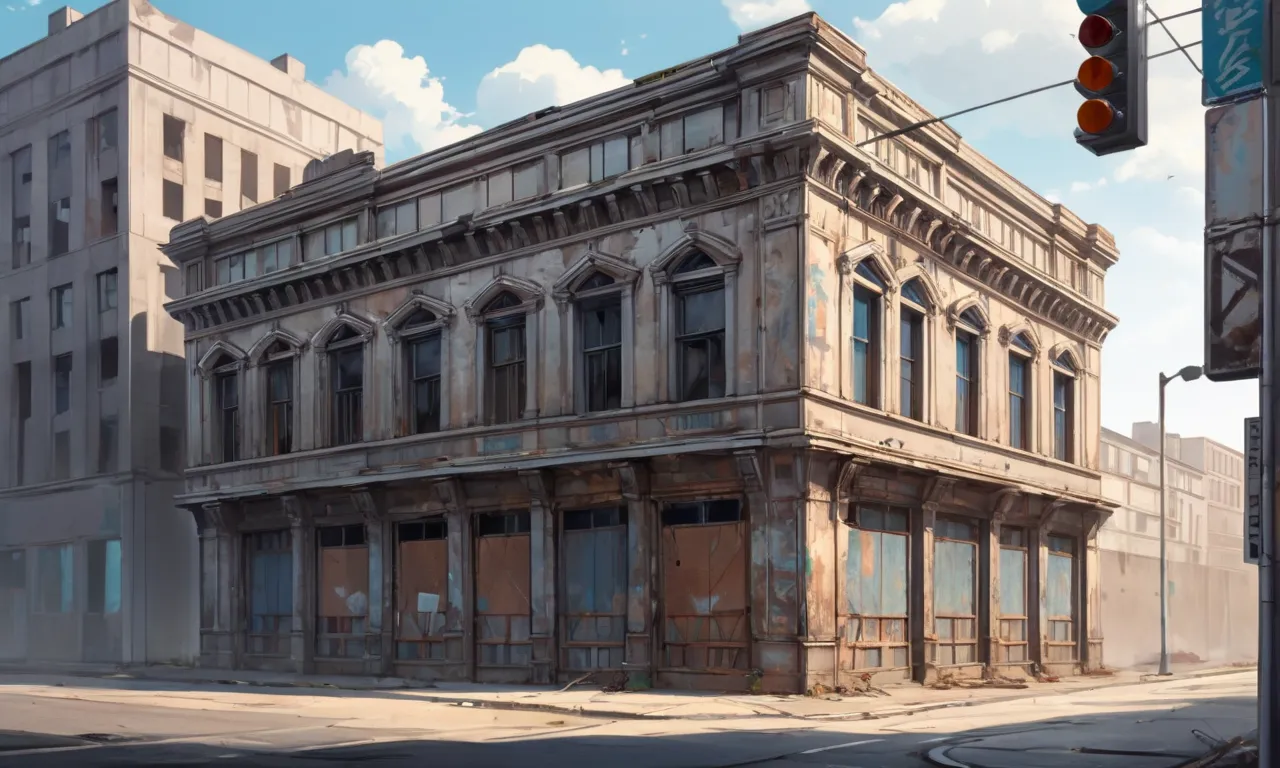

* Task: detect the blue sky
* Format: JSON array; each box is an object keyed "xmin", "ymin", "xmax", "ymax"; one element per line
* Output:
[{"xmin": 2, "ymin": 0, "xmax": 1247, "ymax": 448}]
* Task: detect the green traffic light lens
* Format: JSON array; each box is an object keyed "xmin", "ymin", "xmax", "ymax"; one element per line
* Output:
[{"xmin": 1077, "ymin": 0, "xmax": 1114, "ymax": 13}]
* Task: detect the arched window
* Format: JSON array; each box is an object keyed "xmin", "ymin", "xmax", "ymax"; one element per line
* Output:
[
  {"xmin": 312, "ymin": 317, "xmax": 372, "ymax": 447},
  {"xmin": 196, "ymin": 342, "xmax": 246, "ymax": 465},
  {"xmin": 1052, "ymin": 352, "xmax": 1078, "ymax": 462},
  {"xmin": 953, "ymin": 306, "xmax": 987, "ymax": 437},
  {"xmin": 385, "ymin": 293, "xmax": 457, "ymax": 437},
  {"xmin": 1007, "ymin": 332, "xmax": 1036, "ymax": 451},
  {"xmin": 465, "ymin": 277, "xmax": 544, "ymax": 426},
  {"xmin": 898, "ymin": 278, "xmax": 931, "ymax": 421},
  {"xmin": 670, "ymin": 251, "xmax": 727, "ymax": 402},
  {"xmin": 851, "ymin": 260, "xmax": 890, "ymax": 408},
  {"xmin": 259, "ymin": 338, "xmax": 298, "ymax": 456},
  {"xmin": 553, "ymin": 251, "xmax": 641, "ymax": 415}
]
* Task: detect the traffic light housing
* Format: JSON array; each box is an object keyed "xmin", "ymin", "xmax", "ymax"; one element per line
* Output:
[{"xmin": 1073, "ymin": 0, "xmax": 1148, "ymax": 156}]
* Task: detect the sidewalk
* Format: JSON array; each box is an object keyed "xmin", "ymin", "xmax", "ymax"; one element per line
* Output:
[{"xmin": 0, "ymin": 660, "xmax": 1255, "ymax": 722}]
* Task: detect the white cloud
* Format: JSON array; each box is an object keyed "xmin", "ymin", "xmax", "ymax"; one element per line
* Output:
[
  {"xmin": 475, "ymin": 45, "xmax": 631, "ymax": 127},
  {"xmin": 1069, "ymin": 177, "xmax": 1108, "ymax": 193},
  {"xmin": 323, "ymin": 41, "xmax": 482, "ymax": 155},
  {"xmin": 325, "ymin": 42, "xmax": 628, "ymax": 157},
  {"xmin": 852, "ymin": 0, "xmax": 1205, "ymax": 184},
  {"xmin": 722, "ymin": 0, "xmax": 811, "ymax": 32}
]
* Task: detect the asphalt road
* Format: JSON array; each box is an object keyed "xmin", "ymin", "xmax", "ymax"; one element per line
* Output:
[{"xmin": 0, "ymin": 671, "xmax": 1258, "ymax": 767}]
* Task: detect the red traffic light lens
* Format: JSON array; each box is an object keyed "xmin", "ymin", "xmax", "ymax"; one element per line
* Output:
[
  {"xmin": 1077, "ymin": 99, "xmax": 1116, "ymax": 134},
  {"xmin": 1079, "ymin": 15, "xmax": 1115, "ymax": 48}
]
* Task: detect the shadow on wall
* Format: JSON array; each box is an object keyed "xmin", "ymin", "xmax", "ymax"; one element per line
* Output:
[{"xmin": 1101, "ymin": 550, "xmax": 1258, "ymax": 670}]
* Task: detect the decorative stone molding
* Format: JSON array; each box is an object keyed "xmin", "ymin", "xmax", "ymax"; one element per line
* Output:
[
  {"xmin": 199, "ymin": 501, "xmax": 242, "ymax": 534},
  {"xmin": 1039, "ymin": 498, "xmax": 1070, "ymax": 530},
  {"xmin": 837, "ymin": 241, "xmax": 899, "ymax": 293},
  {"xmin": 990, "ymin": 488, "xmax": 1022, "ymax": 524},
  {"xmin": 998, "ymin": 321, "xmax": 1042, "ymax": 353},
  {"xmin": 551, "ymin": 250, "xmax": 642, "ymax": 306},
  {"xmin": 381, "ymin": 292, "xmax": 456, "ymax": 341},
  {"xmin": 246, "ymin": 327, "xmax": 308, "ymax": 363},
  {"xmin": 463, "ymin": 275, "xmax": 545, "ymax": 321},
  {"xmin": 648, "ymin": 226, "xmax": 743, "ymax": 286},
  {"xmin": 195, "ymin": 340, "xmax": 247, "ymax": 378},
  {"xmin": 1048, "ymin": 342, "xmax": 1084, "ymax": 371},
  {"xmin": 896, "ymin": 263, "xmax": 945, "ymax": 314},
  {"xmin": 834, "ymin": 457, "xmax": 870, "ymax": 505},
  {"xmin": 310, "ymin": 308, "xmax": 376, "ymax": 351},
  {"xmin": 348, "ymin": 486, "xmax": 383, "ymax": 522},
  {"xmin": 281, "ymin": 494, "xmax": 311, "ymax": 526},
  {"xmin": 518, "ymin": 469, "xmax": 556, "ymax": 509},
  {"xmin": 920, "ymin": 476, "xmax": 955, "ymax": 514},
  {"xmin": 430, "ymin": 479, "xmax": 466, "ymax": 511},
  {"xmin": 946, "ymin": 294, "xmax": 991, "ymax": 334},
  {"xmin": 733, "ymin": 450, "xmax": 765, "ymax": 495}
]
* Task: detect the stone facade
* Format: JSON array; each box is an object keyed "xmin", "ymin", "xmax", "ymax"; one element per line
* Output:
[
  {"xmin": 0, "ymin": 0, "xmax": 380, "ymax": 664},
  {"xmin": 162, "ymin": 14, "xmax": 1118, "ymax": 692}
]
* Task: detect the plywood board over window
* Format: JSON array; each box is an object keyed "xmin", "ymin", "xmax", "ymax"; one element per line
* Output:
[
  {"xmin": 475, "ymin": 512, "xmax": 532, "ymax": 673},
  {"xmin": 396, "ymin": 518, "xmax": 449, "ymax": 663},
  {"xmin": 316, "ymin": 524, "xmax": 369, "ymax": 659}
]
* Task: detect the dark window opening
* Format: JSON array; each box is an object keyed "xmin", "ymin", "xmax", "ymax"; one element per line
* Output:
[
  {"xmin": 163, "ymin": 115, "xmax": 185, "ymax": 161},
  {"xmin": 410, "ymin": 334, "xmax": 441, "ymax": 433},
  {"xmin": 563, "ymin": 507, "xmax": 627, "ymax": 531},
  {"xmin": 1009, "ymin": 354, "xmax": 1029, "ymax": 450},
  {"xmin": 204, "ymin": 134, "xmax": 223, "ymax": 181},
  {"xmin": 581, "ymin": 297, "xmax": 622, "ymax": 412},
  {"xmin": 853, "ymin": 284, "xmax": 880, "ymax": 406},
  {"xmin": 331, "ymin": 343, "xmax": 364, "ymax": 446},
  {"xmin": 318, "ymin": 524, "xmax": 366, "ymax": 548},
  {"xmin": 217, "ymin": 370, "xmax": 240, "ymax": 462},
  {"xmin": 675, "ymin": 280, "xmax": 725, "ymax": 402},
  {"xmin": 53, "ymin": 354, "xmax": 72, "ymax": 414},
  {"xmin": 204, "ymin": 198, "xmax": 222, "ymax": 219},
  {"xmin": 240, "ymin": 149, "xmax": 258, "ymax": 203},
  {"xmin": 398, "ymin": 519, "xmax": 447, "ymax": 542},
  {"xmin": 1053, "ymin": 371, "xmax": 1074, "ymax": 462},
  {"xmin": 12, "ymin": 215, "xmax": 31, "ymax": 268},
  {"xmin": 673, "ymin": 250, "xmax": 717, "ymax": 274},
  {"xmin": 96, "ymin": 110, "xmax": 118, "ymax": 154},
  {"xmin": 98, "ymin": 417, "xmax": 117, "ymax": 474},
  {"xmin": 852, "ymin": 504, "xmax": 910, "ymax": 533},
  {"xmin": 87, "ymin": 539, "xmax": 121, "ymax": 614},
  {"xmin": 98, "ymin": 268, "xmax": 118, "ymax": 311},
  {"xmin": 487, "ymin": 313, "xmax": 526, "ymax": 424},
  {"xmin": 267, "ymin": 360, "xmax": 293, "ymax": 455},
  {"xmin": 100, "ymin": 178, "xmax": 119, "ymax": 237},
  {"xmin": 99, "ymin": 336, "xmax": 118, "ymax": 384},
  {"xmin": 477, "ymin": 511, "xmax": 531, "ymax": 537},
  {"xmin": 661, "ymin": 499, "xmax": 741, "ymax": 526},
  {"xmin": 273, "ymin": 163, "xmax": 291, "ymax": 197},
  {"xmin": 577, "ymin": 272, "xmax": 615, "ymax": 291},
  {"xmin": 49, "ymin": 198, "xmax": 70, "ymax": 257},
  {"xmin": 955, "ymin": 331, "xmax": 978, "ymax": 436},
  {"xmin": 899, "ymin": 308, "xmax": 923, "ymax": 420},
  {"xmin": 162, "ymin": 179, "xmax": 183, "ymax": 221},
  {"xmin": 53, "ymin": 431, "xmax": 71, "ymax": 479}
]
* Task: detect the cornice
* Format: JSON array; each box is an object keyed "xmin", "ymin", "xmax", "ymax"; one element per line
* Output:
[
  {"xmin": 165, "ymin": 126, "xmax": 817, "ymax": 336},
  {"xmin": 808, "ymin": 129, "xmax": 1117, "ymax": 345}
]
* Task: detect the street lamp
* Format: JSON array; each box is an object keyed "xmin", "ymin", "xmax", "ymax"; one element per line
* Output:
[{"xmin": 1156, "ymin": 364, "xmax": 1203, "ymax": 676}]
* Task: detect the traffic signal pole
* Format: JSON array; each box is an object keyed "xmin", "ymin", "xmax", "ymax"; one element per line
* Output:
[{"xmin": 1261, "ymin": 0, "xmax": 1278, "ymax": 758}]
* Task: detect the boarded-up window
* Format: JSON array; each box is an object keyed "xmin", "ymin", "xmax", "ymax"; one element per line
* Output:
[
  {"xmin": 659, "ymin": 500, "xmax": 748, "ymax": 674},
  {"xmin": 247, "ymin": 530, "xmax": 293, "ymax": 656},
  {"xmin": 316, "ymin": 524, "xmax": 368, "ymax": 659},
  {"xmin": 396, "ymin": 518, "xmax": 448, "ymax": 662},
  {"xmin": 475, "ymin": 511, "xmax": 531, "ymax": 668},
  {"xmin": 1045, "ymin": 534, "xmax": 1077, "ymax": 662},
  {"xmin": 560, "ymin": 507, "xmax": 627, "ymax": 671},
  {"xmin": 932, "ymin": 517, "xmax": 977, "ymax": 666},
  {"xmin": 843, "ymin": 504, "xmax": 909, "ymax": 670},
  {"xmin": 997, "ymin": 527, "xmax": 1028, "ymax": 662}
]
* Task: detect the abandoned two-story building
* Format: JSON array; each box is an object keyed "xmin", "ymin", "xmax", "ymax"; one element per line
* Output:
[{"xmin": 161, "ymin": 14, "xmax": 1119, "ymax": 693}]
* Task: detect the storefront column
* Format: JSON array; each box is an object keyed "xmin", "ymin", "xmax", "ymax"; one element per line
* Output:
[
  {"xmin": 520, "ymin": 469, "xmax": 556, "ymax": 684},
  {"xmin": 352, "ymin": 487, "xmax": 391, "ymax": 676},
  {"xmin": 434, "ymin": 480, "xmax": 472, "ymax": 676},
  {"xmin": 282, "ymin": 495, "xmax": 315, "ymax": 675},
  {"xmin": 196, "ymin": 501, "xmax": 241, "ymax": 669},
  {"xmin": 1032, "ymin": 498, "xmax": 1066, "ymax": 671},
  {"xmin": 612, "ymin": 461, "xmax": 654, "ymax": 689},
  {"xmin": 982, "ymin": 489, "xmax": 1020, "ymax": 673}
]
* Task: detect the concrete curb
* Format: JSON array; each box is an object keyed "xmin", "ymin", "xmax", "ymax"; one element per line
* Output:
[{"xmin": 0, "ymin": 663, "xmax": 1256, "ymax": 723}]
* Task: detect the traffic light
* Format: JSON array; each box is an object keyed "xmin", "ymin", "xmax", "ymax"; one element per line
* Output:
[{"xmin": 1073, "ymin": 0, "xmax": 1148, "ymax": 156}]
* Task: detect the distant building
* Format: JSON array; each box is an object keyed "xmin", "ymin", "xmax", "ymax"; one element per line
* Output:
[
  {"xmin": 1098, "ymin": 425, "xmax": 1255, "ymax": 668},
  {"xmin": 0, "ymin": 0, "xmax": 381, "ymax": 664},
  {"xmin": 163, "ymin": 14, "xmax": 1120, "ymax": 692}
]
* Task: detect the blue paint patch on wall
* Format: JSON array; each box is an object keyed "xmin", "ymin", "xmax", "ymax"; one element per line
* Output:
[
  {"xmin": 480, "ymin": 435, "xmax": 522, "ymax": 454},
  {"xmin": 589, "ymin": 423, "xmax": 620, "ymax": 443},
  {"xmin": 806, "ymin": 263, "xmax": 829, "ymax": 343}
]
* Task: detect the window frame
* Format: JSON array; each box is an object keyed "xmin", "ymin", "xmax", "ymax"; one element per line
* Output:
[
  {"xmin": 214, "ymin": 361, "xmax": 241, "ymax": 463},
  {"xmin": 247, "ymin": 331, "xmax": 305, "ymax": 459},
  {"xmin": 552, "ymin": 252, "xmax": 641, "ymax": 415},
  {"xmin": 195, "ymin": 343, "xmax": 247, "ymax": 466},
  {"xmin": 897, "ymin": 278, "xmax": 935, "ymax": 422},
  {"xmin": 1005, "ymin": 330, "xmax": 1037, "ymax": 452},
  {"xmin": 51, "ymin": 283, "xmax": 72, "ymax": 330},
  {"xmin": 384, "ymin": 295, "xmax": 456, "ymax": 437},
  {"xmin": 304, "ymin": 216, "xmax": 359, "ymax": 261},
  {"xmin": 465, "ymin": 278, "xmax": 544, "ymax": 426},
  {"xmin": 650, "ymin": 236, "xmax": 741, "ymax": 405},
  {"xmin": 839, "ymin": 246, "xmax": 894, "ymax": 409},
  {"xmin": 311, "ymin": 315, "xmax": 374, "ymax": 448},
  {"xmin": 97, "ymin": 268, "xmax": 118, "ymax": 312},
  {"xmin": 949, "ymin": 304, "xmax": 988, "ymax": 439},
  {"xmin": 1051, "ymin": 352, "xmax": 1079, "ymax": 463}
]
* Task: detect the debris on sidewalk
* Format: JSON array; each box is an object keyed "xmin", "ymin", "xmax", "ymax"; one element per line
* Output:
[
  {"xmin": 1171, "ymin": 651, "xmax": 1205, "ymax": 664},
  {"xmin": 928, "ymin": 672, "xmax": 1029, "ymax": 691},
  {"xmin": 806, "ymin": 673, "xmax": 891, "ymax": 700},
  {"xmin": 1081, "ymin": 667, "xmax": 1117, "ymax": 677}
]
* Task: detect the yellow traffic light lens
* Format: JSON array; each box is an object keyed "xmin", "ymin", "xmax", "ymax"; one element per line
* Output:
[
  {"xmin": 1077, "ymin": 99, "xmax": 1115, "ymax": 134},
  {"xmin": 1077, "ymin": 56, "xmax": 1116, "ymax": 92}
]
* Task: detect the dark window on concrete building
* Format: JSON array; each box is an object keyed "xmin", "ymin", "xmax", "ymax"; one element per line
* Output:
[
  {"xmin": 273, "ymin": 163, "xmax": 290, "ymax": 197},
  {"xmin": 100, "ymin": 336, "xmax": 118, "ymax": 384},
  {"xmin": 49, "ymin": 197, "xmax": 70, "ymax": 257},
  {"xmin": 100, "ymin": 178, "xmax": 119, "ymax": 237},
  {"xmin": 53, "ymin": 430, "xmax": 71, "ymax": 479},
  {"xmin": 1008, "ymin": 333, "xmax": 1034, "ymax": 451},
  {"xmin": 216, "ymin": 366, "xmax": 240, "ymax": 463},
  {"xmin": 11, "ymin": 215, "xmax": 31, "ymax": 269},
  {"xmin": 97, "ymin": 268, "xmax": 117, "ymax": 311},
  {"xmin": 409, "ymin": 332, "xmax": 441, "ymax": 434},
  {"xmin": 204, "ymin": 133, "xmax": 222, "ymax": 181},
  {"xmin": 240, "ymin": 149, "xmax": 258, "ymax": 204},
  {"xmin": 954, "ymin": 307, "xmax": 985, "ymax": 437},
  {"xmin": 159, "ymin": 426, "xmax": 182, "ymax": 473},
  {"xmin": 204, "ymin": 198, "xmax": 222, "ymax": 219},
  {"xmin": 672, "ymin": 252, "xmax": 725, "ymax": 402},
  {"xmin": 581, "ymin": 291, "xmax": 622, "ymax": 412},
  {"xmin": 10, "ymin": 298, "xmax": 28, "ymax": 340},
  {"xmin": 162, "ymin": 179, "xmax": 183, "ymax": 221},
  {"xmin": 1053, "ymin": 353, "xmax": 1077, "ymax": 463},
  {"xmin": 14, "ymin": 362, "xmax": 31, "ymax": 485},
  {"xmin": 95, "ymin": 110, "xmax": 117, "ymax": 154},
  {"xmin": 87, "ymin": 539, "xmax": 121, "ymax": 614},
  {"xmin": 163, "ymin": 115, "xmax": 185, "ymax": 161},
  {"xmin": 53, "ymin": 354, "xmax": 72, "ymax": 414},
  {"xmin": 484, "ymin": 292, "xmax": 526, "ymax": 424},
  {"xmin": 51, "ymin": 283, "xmax": 72, "ymax": 330},
  {"xmin": 11, "ymin": 146, "xmax": 32, "ymax": 268},
  {"xmin": 899, "ymin": 279, "xmax": 930, "ymax": 422},
  {"xmin": 98, "ymin": 417, "xmax": 117, "ymax": 474}
]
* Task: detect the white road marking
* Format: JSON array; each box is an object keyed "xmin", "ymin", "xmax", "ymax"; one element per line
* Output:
[
  {"xmin": 918, "ymin": 736, "xmax": 949, "ymax": 743},
  {"xmin": 801, "ymin": 738, "xmax": 884, "ymax": 754},
  {"xmin": 287, "ymin": 739, "xmax": 377, "ymax": 752},
  {"xmin": 927, "ymin": 746, "xmax": 970, "ymax": 767}
]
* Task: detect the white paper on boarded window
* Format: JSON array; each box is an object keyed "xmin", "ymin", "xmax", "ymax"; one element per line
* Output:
[{"xmin": 417, "ymin": 592, "xmax": 440, "ymax": 614}]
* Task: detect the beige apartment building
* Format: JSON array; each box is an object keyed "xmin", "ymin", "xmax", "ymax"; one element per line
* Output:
[
  {"xmin": 163, "ymin": 14, "xmax": 1119, "ymax": 693},
  {"xmin": 0, "ymin": 1, "xmax": 381, "ymax": 664},
  {"xmin": 1098, "ymin": 425, "xmax": 1255, "ymax": 668}
]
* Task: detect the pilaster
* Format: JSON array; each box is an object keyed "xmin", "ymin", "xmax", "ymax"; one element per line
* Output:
[
  {"xmin": 433, "ymin": 479, "xmax": 472, "ymax": 675},
  {"xmin": 520, "ymin": 469, "xmax": 556, "ymax": 684},
  {"xmin": 983, "ymin": 488, "xmax": 1020, "ymax": 675},
  {"xmin": 351, "ymin": 486, "xmax": 390, "ymax": 675},
  {"xmin": 1033, "ymin": 498, "xmax": 1067, "ymax": 672},
  {"xmin": 194, "ymin": 501, "xmax": 241, "ymax": 669},
  {"xmin": 282, "ymin": 494, "xmax": 315, "ymax": 674},
  {"xmin": 611, "ymin": 460, "xmax": 653, "ymax": 688}
]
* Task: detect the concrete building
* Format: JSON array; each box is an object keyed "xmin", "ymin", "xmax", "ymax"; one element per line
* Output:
[
  {"xmin": 162, "ymin": 14, "xmax": 1120, "ymax": 693},
  {"xmin": 1098, "ymin": 426, "xmax": 1255, "ymax": 668},
  {"xmin": 0, "ymin": 1, "xmax": 382, "ymax": 664}
]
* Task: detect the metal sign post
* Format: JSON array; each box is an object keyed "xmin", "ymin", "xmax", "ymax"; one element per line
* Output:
[
  {"xmin": 1202, "ymin": 1, "xmax": 1271, "ymax": 763},
  {"xmin": 1249, "ymin": 417, "xmax": 1263, "ymax": 564}
]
